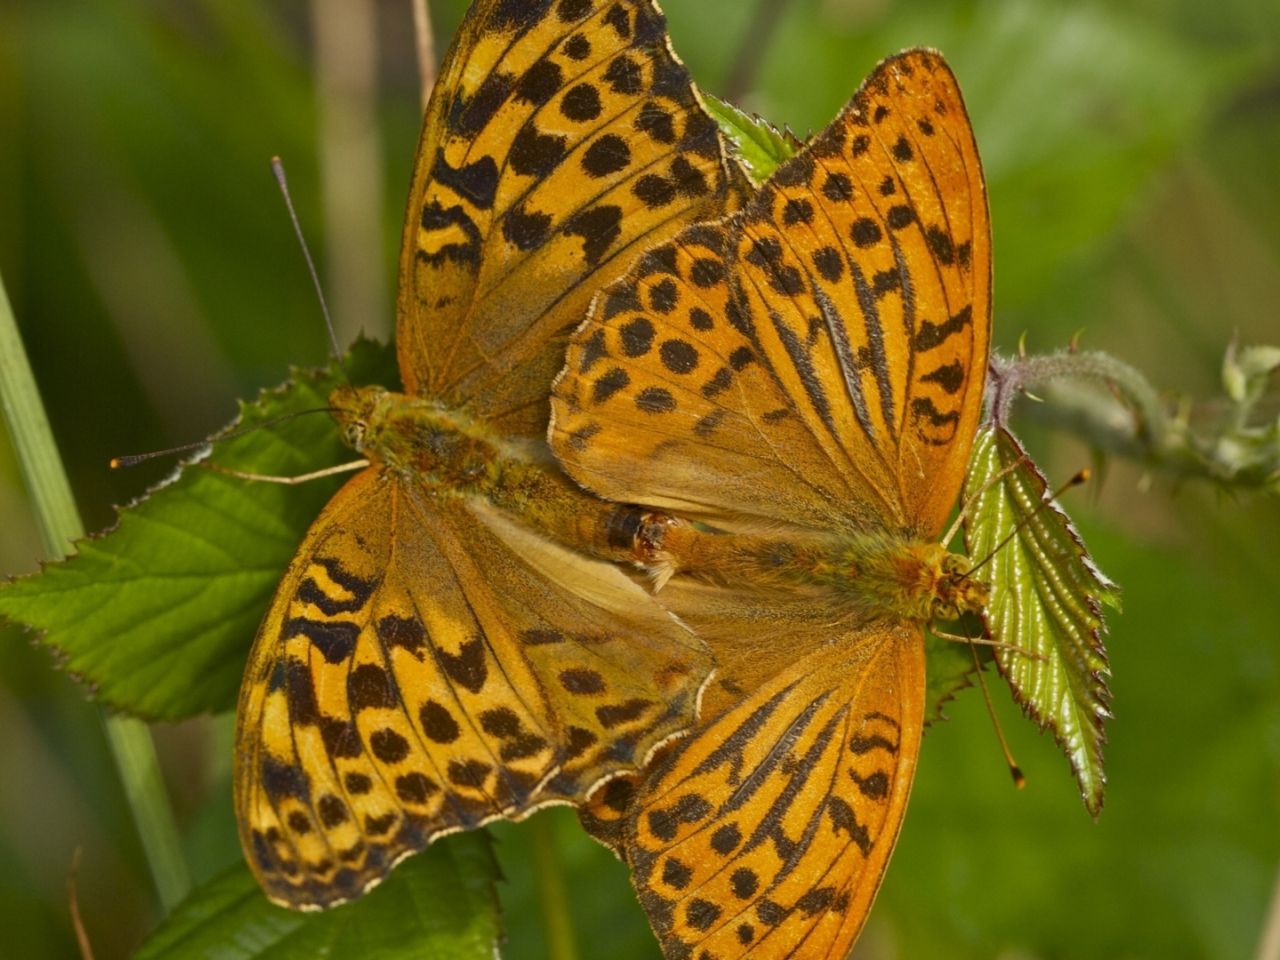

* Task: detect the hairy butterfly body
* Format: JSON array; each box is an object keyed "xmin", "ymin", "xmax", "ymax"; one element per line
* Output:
[
  {"xmin": 235, "ymin": 0, "xmax": 752, "ymax": 909},
  {"xmin": 551, "ymin": 48, "xmax": 990, "ymax": 957}
]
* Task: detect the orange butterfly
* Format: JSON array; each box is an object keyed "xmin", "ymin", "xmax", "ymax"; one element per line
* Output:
[
  {"xmin": 234, "ymin": 0, "xmax": 751, "ymax": 909},
  {"xmin": 551, "ymin": 49, "xmax": 990, "ymax": 956}
]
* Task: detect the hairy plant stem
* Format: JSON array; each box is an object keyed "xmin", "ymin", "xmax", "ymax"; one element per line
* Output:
[
  {"xmin": 0, "ymin": 271, "xmax": 192, "ymax": 912},
  {"xmin": 991, "ymin": 349, "xmax": 1279, "ymax": 491}
]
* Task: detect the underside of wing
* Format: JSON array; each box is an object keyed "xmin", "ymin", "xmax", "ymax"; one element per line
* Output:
[
  {"xmin": 624, "ymin": 621, "xmax": 925, "ymax": 959},
  {"xmin": 552, "ymin": 49, "xmax": 990, "ymax": 538},
  {"xmin": 398, "ymin": 0, "xmax": 749, "ymax": 436},
  {"xmin": 235, "ymin": 467, "xmax": 712, "ymax": 909}
]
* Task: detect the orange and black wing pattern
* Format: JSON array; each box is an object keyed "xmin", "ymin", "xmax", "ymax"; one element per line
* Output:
[
  {"xmin": 236, "ymin": 467, "xmax": 710, "ymax": 909},
  {"xmin": 552, "ymin": 49, "xmax": 989, "ymax": 538},
  {"xmin": 626, "ymin": 623, "xmax": 924, "ymax": 959},
  {"xmin": 398, "ymin": 0, "xmax": 750, "ymax": 437}
]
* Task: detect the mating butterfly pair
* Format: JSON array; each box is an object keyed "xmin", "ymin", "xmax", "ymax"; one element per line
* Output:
[{"xmin": 235, "ymin": 1, "xmax": 988, "ymax": 956}]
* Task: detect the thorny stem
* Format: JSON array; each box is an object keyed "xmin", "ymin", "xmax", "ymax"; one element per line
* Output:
[
  {"xmin": 0, "ymin": 270, "xmax": 192, "ymax": 912},
  {"xmin": 990, "ymin": 349, "xmax": 1280, "ymax": 493}
]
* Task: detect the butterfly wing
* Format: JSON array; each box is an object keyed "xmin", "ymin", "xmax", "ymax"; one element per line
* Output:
[
  {"xmin": 398, "ymin": 0, "xmax": 749, "ymax": 436},
  {"xmin": 624, "ymin": 622, "xmax": 925, "ymax": 959},
  {"xmin": 552, "ymin": 49, "xmax": 989, "ymax": 538},
  {"xmin": 236, "ymin": 467, "xmax": 710, "ymax": 909}
]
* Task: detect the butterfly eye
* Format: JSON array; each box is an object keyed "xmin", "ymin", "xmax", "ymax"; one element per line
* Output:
[
  {"xmin": 344, "ymin": 421, "xmax": 367, "ymax": 450},
  {"xmin": 931, "ymin": 597, "xmax": 961, "ymax": 620}
]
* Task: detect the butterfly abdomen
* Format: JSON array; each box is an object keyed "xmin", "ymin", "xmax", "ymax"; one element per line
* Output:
[{"xmin": 620, "ymin": 517, "xmax": 987, "ymax": 622}]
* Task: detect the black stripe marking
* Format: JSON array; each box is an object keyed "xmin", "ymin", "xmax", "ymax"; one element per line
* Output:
[
  {"xmin": 913, "ymin": 304, "xmax": 973, "ymax": 352},
  {"xmin": 810, "ymin": 280, "xmax": 876, "ymax": 442},
  {"xmin": 429, "ymin": 149, "xmax": 499, "ymax": 209},
  {"xmin": 719, "ymin": 692, "xmax": 833, "ymax": 819},
  {"xmin": 770, "ymin": 309, "xmax": 837, "ymax": 438},
  {"xmin": 742, "ymin": 709, "xmax": 847, "ymax": 882},
  {"xmin": 920, "ymin": 359, "xmax": 964, "ymax": 394}
]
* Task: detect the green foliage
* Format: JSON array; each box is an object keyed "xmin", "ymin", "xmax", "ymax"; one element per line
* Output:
[
  {"xmin": 964, "ymin": 425, "xmax": 1119, "ymax": 816},
  {"xmin": 922, "ymin": 629, "xmax": 985, "ymax": 727},
  {"xmin": 0, "ymin": 341, "xmax": 397, "ymax": 719},
  {"xmin": 134, "ymin": 832, "xmax": 500, "ymax": 960},
  {"xmin": 703, "ymin": 94, "xmax": 799, "ymax": 183}
]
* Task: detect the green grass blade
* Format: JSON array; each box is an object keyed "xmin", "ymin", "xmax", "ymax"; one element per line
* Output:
[{"xmin": 0, "ymin": 269, "xmax": 192, "ymax": 910}]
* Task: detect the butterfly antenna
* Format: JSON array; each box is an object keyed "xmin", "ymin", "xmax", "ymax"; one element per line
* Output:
[
  {"xmin": 964, "ymin": 468, "xmax": 1089, "ymax": 580},
  {"xmin": 110, "ymin": 409, "xmax": 333, "ymax": 468},
  {"xmin": 966, "ymin": 624, "xmax": 1025, "ymax": 789},
  {"xmin": 271, "ymin": 156, "xmax": 349, "ymax": 382}
]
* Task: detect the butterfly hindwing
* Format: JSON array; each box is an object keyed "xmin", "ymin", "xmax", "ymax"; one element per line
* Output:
[
  {"xmin": 552, "ymin": 221, "xmax": 863, "ymax": 534},
  {"xmin": 626, "ymin": 623, "xmax": 925, "ymax": 959},
  {"xmin": 236, "ymin": 467, "xmax": 710, "ymax": 909},
  {"xmin": 399, "ymin": 0, "xmax": 750, "ymax": 437},
  {"xmin": 552, "ymin": 49, "xmax": 989, "ymax": 538}
]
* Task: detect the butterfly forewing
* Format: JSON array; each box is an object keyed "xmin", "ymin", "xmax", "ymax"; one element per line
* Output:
[
  {"xmin": 552, "ymin": 49, "xmax": 989, "ymax": 537},
  {"xmin": 237, "ymin": 468, "xmax": 710, "ymax": 909},
  {"xmin": 399, "ymin": 0, "xmax": 749, "ymax": 437},
  {"xmin": 626, "ymin": 624, "xmax": 925, "ymax": 959}
]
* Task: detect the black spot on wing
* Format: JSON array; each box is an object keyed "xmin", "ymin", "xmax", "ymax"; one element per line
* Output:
[
  {"xmin": 920, "ymin": 359, "xmax": 965, "ymax": 394},
  {"xmin": 420, "ymin": 700, "xmax": 461, "ymax": 743},
  {"xmin": 913, "ymin": 304, "xmax": 972, "ymax": 352},
  {"xmin": 376, "ymin": 614, "xmax": 426, "ymax": 654},
  {"xmin": 502, "ymin": 202, "xmax": 552, "ymax": 251},
  {"xmin": 369, "ymin": 728, "xmax": 410, "ymax": 764},
  {"xmin": 561, "ymin": 82, "xmax": 602, "ymax": 122},
  {"xmin": 925, "ymin": 224, "xmax": 955, "ymax": 265},
  {"xmin": 603, "ymin": 55, "xmax": 642, "ymax": 95},
  {"xmin": 349, "ymin": 663, "xmax": 397, "ymax": 711},
  {"xmin": 563, "ymin": 205, "xmax": 622, "ymax": 265},
  {"xmin": 261, "ymin": 756, "xmax": 310, "ymax": 802},
  {"xmin": 509, "ymin": 126, "xmax": 568, "ymax": 178},
  {"xmin": 636, "ymin": 102, "xmax": 677, "ymax": 143},
  {"xmin": 581, "ymin": 135, "xmax": 631, "ymax": 178},
  {"xmin": 429, "ymin": 150, "xmax": 499, "ymax": 209},
  {"xmin": 433, "ymin": 637, "xmax": 488, "ymax": 694},
  {"xmin": 826, "ymin": 795, "xmax": 872, "ymax": 856},
  {"xmin": 284, "ymin": 618, "xmax": 358, "ymax": 665}
]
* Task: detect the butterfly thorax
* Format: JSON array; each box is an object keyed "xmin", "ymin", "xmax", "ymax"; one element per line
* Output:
[
  {"xmin": 329, "ymin": 386, "xmax": 674, "ymax": 568},
  {"xmin": 329, "ymin": 385, "xmax": 499, "ymax": 493},
  {"xmin": 831, "ymin": 539, "xmax": 990, "ymax": 622}
]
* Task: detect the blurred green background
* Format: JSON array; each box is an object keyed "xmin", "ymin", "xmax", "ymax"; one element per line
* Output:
[{"xmin": 1, "ymin": 0, "xmax": 1278, "ymax": 957}]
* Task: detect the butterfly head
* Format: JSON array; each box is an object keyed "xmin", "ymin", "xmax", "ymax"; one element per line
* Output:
[
  {"xmin": 328, "ymin": 384, "xmax": 389, "ymax": 454},
  {"xmin": 929, "ymin": 548, "xmax": 990, "ymax": 621}
]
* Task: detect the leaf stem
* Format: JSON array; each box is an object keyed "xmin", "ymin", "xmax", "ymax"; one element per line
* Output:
[
  {"xmin": 529, "ymin": 813, "xmax": 579, "ymax": 960},
  {"xmin": 0, "ymin": 270, "xmax": 192, "ymax": 912}
]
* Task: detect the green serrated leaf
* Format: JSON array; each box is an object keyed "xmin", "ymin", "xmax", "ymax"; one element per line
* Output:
[
  {"xmin": 962, "ymin": 424, "xmax": 1119, "ymax": 817},
  {"xmin": 133, "ymin": 831, "xmax": 500, "ymax": 960},
  {"xmin": 703, "ymin": 94, "xmax": 800, "ymax": 183},
  {"xmin": 0, "ymin": 339, "xmax": 399, "ymax": 720},
  {"xmin": 923, "ymin": 630, "xmax": 985, "ymax": 727}
]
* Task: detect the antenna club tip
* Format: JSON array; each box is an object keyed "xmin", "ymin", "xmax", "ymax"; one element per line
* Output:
[
  {"xmin": 1010, "ymin": 766, "xmax": 1026, "ymax": 789},
  {"xmin": 1072, "ymin": 469, "xmax": 1090, "ymax": 486},
  {"xmin": 109, "ymin": 458, "xmax": 123, "ymax": 469}
]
